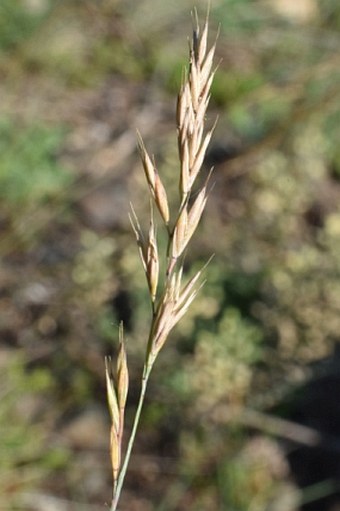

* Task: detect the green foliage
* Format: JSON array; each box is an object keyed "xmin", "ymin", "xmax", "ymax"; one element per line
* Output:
[
  {"xmin": 0, "ymin": 119, "xmax": 71, "ymax": 205},
  {"xmin": 218, "ymin": 440, "xmax": 281, "ymax": 511},
  {"xmin": 324, "ymin": 109, "xmax": 340, "ymax": 177},
  {"xmin": 92, "ymin": 39, "xmax": 153, "ymax": 81},
  {"xmin": 185, "ymin": 308, "xmax": 263, "ymax": 412},
  {"xmin": 214, "ymin": 0, "xmax": 267, "ymax": 34},
  {"xmin": 0, "ymin": 353, "xmax": 69, "ymax": 507},
  {"xmin": 0, "ymin": 0, "xmax": 50, "ymax": 52},
  {"xmin": 318, "ymin": 0, "xmax": 340, "ymax": 29},
  {"xmin": 212, "ymin": 70, "xmax": 264, "ymax": 107}
]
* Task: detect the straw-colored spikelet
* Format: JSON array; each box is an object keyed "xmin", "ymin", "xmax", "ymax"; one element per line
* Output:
[
  {"xmin": 176, "ymin": 17, "xmax": 217, "ymax": 195},
  {"xmin": 148, "ymin": 258, "xmax": 211, "ymax": 361},
  {"xmin": 146, "ymin": 209, "xmax": 159, "ymax": 302},
  {"xmin": 129, "ymin": 203, "xmax": 159, "ymax": 303},
  {"xmin": 171, "ymin": 13, "xmax": 216, "ymax": 263},
  {"xmin": 172, "ymin": 172, "xmax": 211, "ymax": 259},
  {"xmin": 105, "ymin": 323, "xmax": 129, "ymax": 486},
  {"xmin": 137, "ymin": 132, "xmax": 170, "ymax": 225}
]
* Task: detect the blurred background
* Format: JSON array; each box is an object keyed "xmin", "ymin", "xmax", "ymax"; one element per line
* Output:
[{"xmin": 1, "ymin": 0, "xmax": 340, "ymax": 510}]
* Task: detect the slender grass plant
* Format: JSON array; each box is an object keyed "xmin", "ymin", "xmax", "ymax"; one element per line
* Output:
[{"xmin": 105, "ymin": 12, "xmax": 217, "ymax": 510}]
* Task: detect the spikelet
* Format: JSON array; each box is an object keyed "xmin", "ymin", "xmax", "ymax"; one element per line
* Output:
[
  {"xmin": 172, "ymin": 205, "xmax": 189, "ymax": 259},
  {"xmin": 117, "ymin": 323, "xmax": 129, "ymax": 412},
  {"xmin": 137, "ymin": 131, "xmax": 170, "ymax": 225},
  {"xmin": 105, "ymin": 323, "xmax": 129, "ymax": 487},
  {"xmin": 148, "ymin": 261, "xmax": 210, "ymax": 359},
  {"xmin": 130, "ymin": 203, "xmax": 159, "ymax": 303},
  {"xmin": 146, "ymin": 206, "xmax": 159, "ymax": 302},
  {"xmin": 177, "ymin": 12, "xmax": 217, "ymax": 196}
]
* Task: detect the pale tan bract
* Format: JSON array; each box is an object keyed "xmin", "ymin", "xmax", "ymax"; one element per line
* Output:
[{"xmin": 105, "ymin": 323, "xmax": 129, "ymax": 489}]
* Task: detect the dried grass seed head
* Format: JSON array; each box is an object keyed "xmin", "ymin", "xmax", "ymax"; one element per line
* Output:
[
  {"xmin": 146, "ymin": 208, "xmax": 159, "ymax": 301},
  {"xmin": 105, "ymin": 356, "xmax": 120, "ymax": 432},
  {"xmin": 137, "ymin": 131, "xmax": 170, "ymax": 225},
  {"xmin": 117, "ymin": 322, "xmax": 129, "ymax": 410}
]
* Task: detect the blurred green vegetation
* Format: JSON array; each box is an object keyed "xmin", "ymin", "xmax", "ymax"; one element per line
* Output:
[
  {"xmin": 0, "ymin": 0, "xmax": 50, "ymax": 52},
  {"xmin": 0, "ymin": 120, "xmax": 70, "ymax": 204},
  {"xmin": 0, "ymin": 353, "xmax": 69, "ymax": 509},
  {"xmin": 1, "ymin": 0, "xmax": 340, "ymax": 510}
]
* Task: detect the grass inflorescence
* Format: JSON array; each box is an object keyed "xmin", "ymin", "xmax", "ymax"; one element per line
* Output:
[{"xmin": 105, "ymin": 11, "xmax": 217, "ymax": 510}]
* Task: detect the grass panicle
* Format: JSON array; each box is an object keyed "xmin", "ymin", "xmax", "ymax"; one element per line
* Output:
[{"xmin": 107, "ymin": 11, "xmax": 217, "ymax": 510}]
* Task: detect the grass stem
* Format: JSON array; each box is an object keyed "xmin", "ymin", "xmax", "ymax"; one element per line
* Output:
[{"xmin": 110, "ymin": 363, "xmax": 153, "ymax": 511}]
